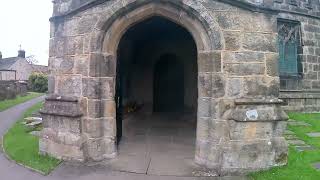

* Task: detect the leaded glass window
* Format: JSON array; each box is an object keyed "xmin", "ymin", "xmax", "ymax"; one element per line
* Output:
[{"xmin": 278, "ymin": 19, "xmax": 301, "ymax": 76}]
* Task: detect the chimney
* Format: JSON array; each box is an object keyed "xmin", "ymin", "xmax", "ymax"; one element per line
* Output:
[
  {"xmin": 0, "ymin": 51, "xmax": 2, "ymax": 60},
  {"xmin": 18, "ymin": 50, "xmax": 25, "ymax": 58}
]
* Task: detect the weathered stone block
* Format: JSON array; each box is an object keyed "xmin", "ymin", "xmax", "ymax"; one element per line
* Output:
[
  {"xmin": 214, "ymin": 11, "xmax": 242, "ymax": 30},
  {"xmin": 85, "ymin": 137, "xmax": 116, "ymax": 161},
  {"xmin": 48, "ymin": 75, "xmax": 56, "ymax": 94},
  {"xmin": 101, "ymin": 100, "xmax": 116, "ymax": 118},
  {"xmin": 65, "ymin": 36, "xmax": 84, "ymax": 55},
  {"xmin": 243, "ymin": 77, "xmax": 280, "ymax": 97},
  {"xmin": 73, "ymin": 55, "xmax": 89, "ymax": 76},
  {"xmin": 196, "ymin": 117, "xmax": 210, "ymax": 141},
  {"xmin": 77, "ymin": 15, "xmax": 98, "ymax": 34},
  {"xmin": 40, "ymin": 138, "xmax": 85, "ymax": 162},
  {"xmin": 103, "ymin": 118, "xmax": 116, "ymax": 138},
  {"xmin": 212, "ymin": 74, "xmax": 225, "ymax": 98},
  {"xmin": 89, "ymin": 53, "xmax": 116, "ymax": 77},
  {"xmin": 198, "ymin": 51, "xmax": 221, "ymax": 73},
  {"xmin": 198, "ymin": 98, "xmax": 211, "ymax": 118},
  {"xmin": 56, "ymin": 75, "xmax": 82, "ymax": 97},
  {"xmin": 221, "ymin": 139, "xmax": 276, "ymax": 174},
  {"xmin": 224, "ymin": 31, "xmax": 241, "ymax": 51},
  {"xmin": 83, "ymin": 118, "xmax": 103, "ymax": 138},
  {"xmin": 198, "ymin": 74, "xmax": 212, "ymax": 98},
  {"xmin": 223, "ymin": 51, "xmax": 265, "ymax": 63},
  {"xmin": 40, "ymin": 95, "xmax": 82, "ymax": 118},
  {"xmin": 229, "ymin": 121, "xmax": 274, "ymax": 140},
  {"xmin": 272, "ymin": 137, "xmax": 288, "ymax": 166},
  {"xmin": 209, "ymin": 120, "xmax": 230, "ymax": 142},
  {"xmin": 100, "ymin": 78, "xmax": 115, "ymax": 100},
  {"xmin": 243, "ymin": 33, "xmax": 277, "ymax": 52},
  {"xmin": 225, "ymin": 102, "xmax": 288, "ymax": 122},
  {"xmin": 224, "ymin": 63, "xmax": 265, "ymax": 76},
  {"xmin": 226, "ymin": 78, "xmax": 242, "ymax": 97},
  {"xmin": 195, "ymin": 140, "xmax": 210, "ymax": 165},
  {"xmin": 266, "ymin": 53, "xmax": 279, "ymax": 77},
  {"xmin": 88, "ymin": 100, "xmax": 101, "ymax": 118},
  {"xmin": 82, "ymin": 78, "xmax": 100, "ymax": 99}
]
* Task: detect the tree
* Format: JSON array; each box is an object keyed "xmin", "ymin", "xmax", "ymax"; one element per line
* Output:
[
  {"xmin": 29, "ymin": 72, "xmax": 48, "ymax": 93},
  {"xmin": 26, "ymin": 55, "xmax": 39, "ymax": 65}
]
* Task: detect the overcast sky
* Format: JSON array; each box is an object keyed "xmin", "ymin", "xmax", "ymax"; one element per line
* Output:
[{"xmin": 0, "ymin": 0, "xmax": 52, "ymax": 65}]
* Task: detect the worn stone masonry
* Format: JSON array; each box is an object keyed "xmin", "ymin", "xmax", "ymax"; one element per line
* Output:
[{"xmin": 39, "ymin": 0, "xmax": 320, "ymax": 176}]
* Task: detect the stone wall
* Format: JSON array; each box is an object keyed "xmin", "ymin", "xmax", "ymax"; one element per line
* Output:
[
  {"xmin": 42, "ymin": 0, "xmax": 291, "ymax": 176},
  {"xmin": 0, "ymin": 81, "xmax": 28, "ymax": 101},
  {"xmin": 276, "ymin": 11, "xmax": 320, "ymax": 112}
]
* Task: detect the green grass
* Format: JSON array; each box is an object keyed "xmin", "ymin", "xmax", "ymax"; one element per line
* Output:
[
  {"xmin": 0, "ymin": 92, "xmax": 44, "ymax": 112},
  {"xmin": 249, "ymin": 113, "xmax": 320, "ymax": 180},
  {"xmin": 3, "ymin": 102, "xmax": 61, "ymax": 175}
]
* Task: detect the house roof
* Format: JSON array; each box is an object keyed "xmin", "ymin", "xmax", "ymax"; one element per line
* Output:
[{"xmin": 0, "ymin": 57, "xmax": 23, "ymax": 70}]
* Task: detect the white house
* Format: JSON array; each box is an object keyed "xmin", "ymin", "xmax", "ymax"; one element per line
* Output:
[{"xmin": 0, "ymin": 50, "xmax": 48, "ymax": 81}]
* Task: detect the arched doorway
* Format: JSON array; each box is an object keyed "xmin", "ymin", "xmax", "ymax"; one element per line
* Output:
[
  {"xmin": 153, "ymin": 54, "xmax": 184, "ymax": 112},
  {"xmin": 114, "ymin": 16, "xmax": 198, "ymax": 174}
]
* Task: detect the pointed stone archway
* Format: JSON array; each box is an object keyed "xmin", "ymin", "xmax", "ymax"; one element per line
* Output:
[{"xmin": 94, "ymin": 2, "xmax": 223, "ymax": 169}]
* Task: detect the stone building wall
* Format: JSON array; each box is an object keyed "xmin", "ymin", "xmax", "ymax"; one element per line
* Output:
[
  {"xmin": 227, "ymin": 0, "xmax": 320, "ymax": 112},
  {"xmin": 39, "ymin": 0, "xmax": 320, "ymax": 175},
  {"xmin": 276, "ymin": 10, "xmax": 320, "ymax": 112}
]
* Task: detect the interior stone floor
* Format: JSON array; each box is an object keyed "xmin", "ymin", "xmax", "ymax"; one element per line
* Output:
[{"xmin": 107, "ymin": 112, "xmax": 205, "ymax": 176}]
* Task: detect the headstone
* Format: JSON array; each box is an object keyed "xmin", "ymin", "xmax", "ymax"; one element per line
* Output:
[
  {"xmin": 284, "ymin": 130, "xmax": 295, "ymax": 135},
  {"xmin": 288, "ymin": 121, "xmax": 311, "ymax": 127},
  {"xmin": 24, "ymin": 117, "xmax": 42, "ymax": 122},
  {"xmin": 306, "ymin": 132, "xmax": 320, "ymax": 138},
  {"xmin": 285, "ymin": 134, "xmax": 299, "ymax": 140},
  {"xmin": 29, "ymin": 131, "xmax": 41, "ymax": 137},
  {"xmin": 25, "ymin": 121, "xmax": 42, "ymax": 129},
  {"xmin": 313, "ymin": 163, "xmax": 320, "ymax": 170},
  {"xmin": 287, "ymin": 139, "xmax": 306, "ymax": 146},
  {"xmin": 295, "ymin": 145, "xmax": 316, "ymax": 152}
]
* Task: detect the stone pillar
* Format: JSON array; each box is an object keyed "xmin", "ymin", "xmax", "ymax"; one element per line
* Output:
[
  {"xmin": 221, "ymin": 99, "xmax": 288, "ymax": 175},
  {"xmin": 39, "ymin": 95, "xmax": 85, "ymax": 162},
  {"xmin": 81, "ymin": 53, "xmax": 117, "ymax": 161},
  {"xmin": 195, "ymin": 51, "xmax": 227, "ymax": 170}
]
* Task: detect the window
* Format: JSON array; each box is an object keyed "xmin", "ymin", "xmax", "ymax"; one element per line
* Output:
[{"xmin": 278, "ymin": 19, "xmax": 302, "ymax": 77}]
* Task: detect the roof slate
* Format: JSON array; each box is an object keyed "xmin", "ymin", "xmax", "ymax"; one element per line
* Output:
[{"xmin": 0, "ymin": 57, "xmax": 22, "ymax": 70}]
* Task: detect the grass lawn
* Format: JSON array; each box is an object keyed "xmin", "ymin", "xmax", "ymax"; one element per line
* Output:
[
  {"xmin": 249, "ymin": 113, "xmax": 320, "ymax": 180},
  {"xmin": 3, "ymin": 102, "xmax": 61, "ymax": 175},
  {"xmin": 0, "ymin": 92, "xmax": 44, "ymax": 112}
]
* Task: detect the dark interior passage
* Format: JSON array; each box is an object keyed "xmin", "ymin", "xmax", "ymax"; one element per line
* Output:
[
  {"xmin": 117, "ymin": 16, "xmax": 198, "ymax": 114},
  {"xmin": 114, "ymin": 16, "xmax": 199, "ymax": 175},
  {"xmin": 154, "ymin": 54, "xmax": 184, "ymax": 112}
]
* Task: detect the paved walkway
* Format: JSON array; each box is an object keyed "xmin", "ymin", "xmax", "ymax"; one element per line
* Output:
[
  {"xmin": 0, "ymin": 97, "xmax": 245, "ymax": 180},
  {"xmin": 109, "ymin": 113, "xmax": 198, "ymax": 176}
]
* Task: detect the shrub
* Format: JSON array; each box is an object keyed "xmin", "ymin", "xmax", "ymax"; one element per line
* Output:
[{"xmin": 29, "ymin": 73, "xmax": 48, "ymax": 93}]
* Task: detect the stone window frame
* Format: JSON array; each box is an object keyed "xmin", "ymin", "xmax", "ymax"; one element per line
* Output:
[
  {"xmin": 277, "ymin": 18, "xmax": 303, "ymax": 90},
  {"xmin": 278, "ymin": 19, "xmax": 303, "ymax": 77}
]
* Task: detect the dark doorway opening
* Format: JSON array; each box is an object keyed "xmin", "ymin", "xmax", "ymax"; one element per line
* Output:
[
  {"xmin": 154, "ymin": 54, "xmax": 184, "ymax": 112},
  {"xmin": 116, "ymin": 16, "xmax": 197, "ymax": 144}
]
